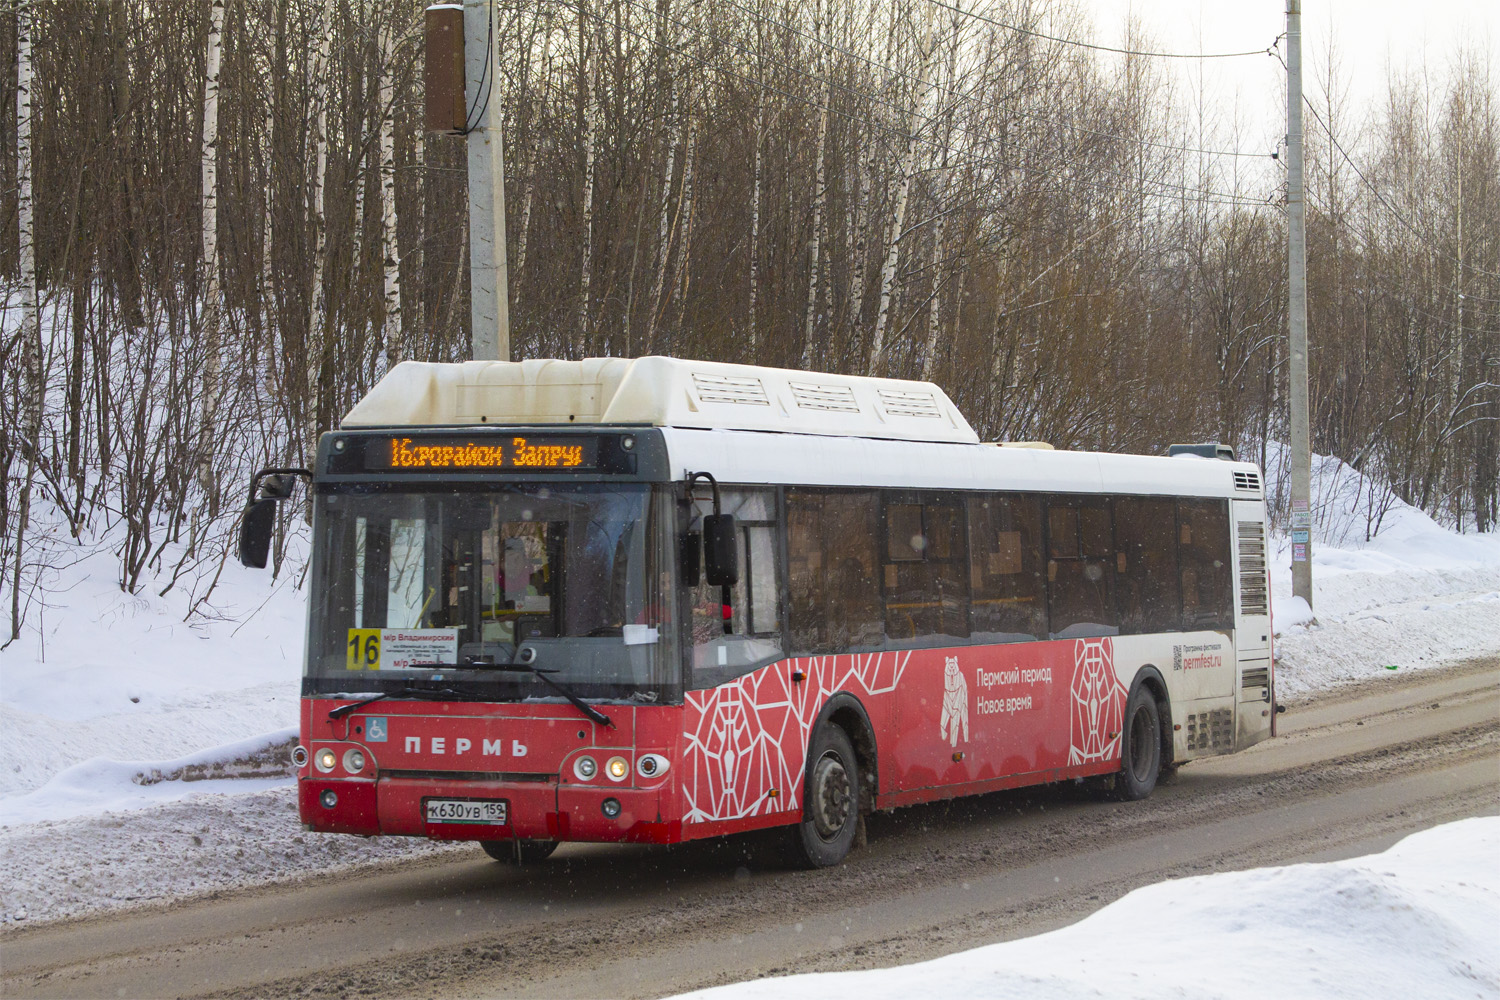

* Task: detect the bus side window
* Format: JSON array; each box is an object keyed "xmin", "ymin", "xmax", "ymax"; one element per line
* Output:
[
  {"xmin": 881, "ymin": 494, "xmax": 969, "ymax": 645},
  {"xmin": 786, "ymin": 489, "xmax": 881, "ymax": 654},
  {"xmin": 1045, "ymin": 499, "xmax": 1119, "ymax": 639},
  {"xmin": 687, "ymin": 488, "xmax": 783, "ymax": 684},
  {"xmin": 967, "ymin": 494, "xmax": 1045, "ymax": 642},
  {"xmin": 1177, "ymin": 499, "xmax": 1233, "ymax": 629},
  {"xmin": 1114, "ymin": 498, "xmax": 1180, "ymax": 634}
]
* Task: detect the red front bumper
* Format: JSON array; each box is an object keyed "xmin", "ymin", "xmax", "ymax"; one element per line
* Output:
[{"xmin": 299, "ymin": 775, "xmax": 679, "ymax": 844}]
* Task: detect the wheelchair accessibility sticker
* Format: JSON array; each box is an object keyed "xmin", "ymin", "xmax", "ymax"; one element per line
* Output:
[{"xmin": 365, "ymin": 717, "xmax": 388, "ymax": 742}]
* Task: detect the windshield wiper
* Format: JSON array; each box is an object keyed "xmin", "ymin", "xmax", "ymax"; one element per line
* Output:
[
  {"xmin": 331, "ymin": 662, "xmax": 615, "ymax": 729},
  {"xmin": 497, "ymin": 659, "xmax": 614, "ymax": 729},
  {"xmin": 327, "ymin": 683, "xmax": 492, "ymax": 720}
]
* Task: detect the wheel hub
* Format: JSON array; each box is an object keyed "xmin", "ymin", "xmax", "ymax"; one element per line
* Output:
[{"xmin": 810, "ymin": 752, "xmax": 851, "ymax": 840}]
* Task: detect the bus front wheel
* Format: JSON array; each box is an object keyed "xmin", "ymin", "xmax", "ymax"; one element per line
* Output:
[
  {"xmin": 1114, "ymin": 686, "xmax": 1162, "ymax": 801},
  {"xmin": 789, "ymin": 725, "xmax": 861, "ymax": 868},
  {"xmin": 480, "ymin": 839, "xmax": 560, "ymax": 865}
]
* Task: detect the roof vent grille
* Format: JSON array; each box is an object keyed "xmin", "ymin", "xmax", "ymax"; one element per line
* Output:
[
  {"xmin": 1233, "ymin": 471, "xmax": 1262, "ymax": 493},
  {"xmin": 692, "ymin": 373, "xmax": 770, "ymax": 406},
  {"xmin": 877, "ymin": 388, "xmax": 943, "ymax": 419},
  {"xmin": 789, "ymin": 381, "xmax": 861, "ymax": 413}
]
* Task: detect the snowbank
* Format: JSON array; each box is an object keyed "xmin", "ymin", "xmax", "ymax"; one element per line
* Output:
[
  {"xmin": 1258, "ymin": 446, "xmax": 1500, "ymax": 696},
  {"xmin": 1, "ymin": 529, "xmax": 308, "ymax": 800},
  {"xmin": 670, "ymin": 817, "xmax": 1500, "ymax": 1000},
  {"xmin": 0, "ymin": 727, "xmax": 297, "ymax": 828}
]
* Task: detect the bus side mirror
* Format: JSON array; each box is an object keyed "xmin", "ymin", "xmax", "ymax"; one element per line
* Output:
[
  {"xmin": 238, "ymin": 498, "xmax": 277, "ymax": 569},
  {"xmin": 703, "ymin": 514, "xmax": 738, "ymax": 586},
  {"xmin": 680, "ymin": 531, "xmax": 701, "ymax": 586}
]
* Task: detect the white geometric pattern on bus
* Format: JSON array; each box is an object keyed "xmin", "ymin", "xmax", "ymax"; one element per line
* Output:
[
  {"xmin": 681, "ymin": 651, "xmax": 909, "ymax": 824},
  {"xmin": 1068, "ymin": 637, "xmax": 1125, "ymax": 764}
]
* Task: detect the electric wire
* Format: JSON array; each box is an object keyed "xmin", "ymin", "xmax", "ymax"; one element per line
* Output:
[
  {"xmin": 575, "ymin": 0, "xmax": 1278, "ymax": 211},
  {"xmin": 923, "ymin": 0, "xmax": 1278, "ymax": 60},
  {"xmin": 462, "ymin": 3, "xmax": 496, "ymax": 133},
  {"xmin": 710, "ymin": 0, "xmax": 1278, "ymax": 161},
  {"xmin": 1268, "ymin": 45, "xmax": 1500, "ymax": 283}
]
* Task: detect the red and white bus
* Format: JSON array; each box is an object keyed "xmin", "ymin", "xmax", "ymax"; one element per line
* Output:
[{"xmin": 239, "ymin": 357, "xmax": 1276, "ymax": 867}]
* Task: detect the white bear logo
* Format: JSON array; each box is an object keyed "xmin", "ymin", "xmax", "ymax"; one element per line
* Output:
[{"xmin": 939, "ymin": 656, "xmax": 969, "ymax": 747}]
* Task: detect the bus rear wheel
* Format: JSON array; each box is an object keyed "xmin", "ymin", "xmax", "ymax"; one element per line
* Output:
[
  {"xmin": 789, "ymin": 725, "xmax": 861, "ymax": 868},
  {"xmin": 1114, "ymin": 686, "xmax": 1162, "ymax": 801},
  {"xmin": 480, "ymin": 839, "xmax": 560, "ymax": 865}
]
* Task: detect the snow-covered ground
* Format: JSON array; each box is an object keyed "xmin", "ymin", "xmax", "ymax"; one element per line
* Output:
[
  {"xmin": 671, "ymin": 817, "xmax": 1500, "ymax": 1000},
  {"xmin": 2, "ymin": 450, "xmax": 1497, "ymax": 927}
]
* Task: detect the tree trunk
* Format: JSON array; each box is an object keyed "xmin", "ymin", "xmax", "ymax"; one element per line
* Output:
[
  {"xmin": 669, "ymin": 120, "xmax": 697, "ymax": 346},
  {"xmin": 306, "ymin": 24, "xmax": 332, "ymax": 454},
  {"xmin": 578, "ymin": 13, "xmax": 596, "ymax": 352},
  {"xmin": 646, "ymin": 84, "xmax": 679, "ymax": 352},
  {"xmin": 9, "ymin": 0, "xmax": 39, "ymax": 645},
  {"xmin": 867, "ymin": 10, "xmax": 935, "ymax": 376},
  {"xmin": 801, "ymin": 0, "xmax": 831, "ymax": 370},
  {"xmin": 378, "ymin": 12, "xmax": 403, "ymax": 373},
  {"xmin": 195, "ymin": 0, "xmax": 227, "ymax": 509}
]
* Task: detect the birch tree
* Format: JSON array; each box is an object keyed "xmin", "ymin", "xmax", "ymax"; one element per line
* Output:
[
  {"xmin": 377, "ymin": 7, "xmax": 404, "ymax": 372},
  {"xmin": 577, "ymin": 8, "xmax": 597, "ymax": 349},
  {"xmin": 801, "ymin": 0, "xmax": 831, "ymax": 369},
  {"xmin": 867, "ymin": 7, "xmax": 936, "ymax": 375},
  {"xmin": 195, "ymin": 0, "xmax": 227, "ymax": 503},
  {"xmin": 8, "ymin": 0, "xmax": 38, "ymax": 645},
  {"xmin": 306, "ymin": 22, "xmax": 332, "ymax": 453}
]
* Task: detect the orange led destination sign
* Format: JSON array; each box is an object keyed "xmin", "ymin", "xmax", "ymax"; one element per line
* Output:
[{"xmin": 373, "ymin": 435, "xmax": 598, "ymax": 471}]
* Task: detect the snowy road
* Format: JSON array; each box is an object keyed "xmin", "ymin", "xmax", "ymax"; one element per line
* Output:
[{"xmin": 1, "ymin": 657, "xmax": 1495, "ymax": 1000}]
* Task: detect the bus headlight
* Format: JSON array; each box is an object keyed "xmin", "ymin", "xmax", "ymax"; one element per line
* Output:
[
  {"xmin": 343, "ymin": 748, "xmax": 366, "ymax": 773},
  {"xmin": 605, "ymin": 756, "xmax": 630, "ymax": 782},
  {"xmin": 574, "ymin": 756, "xmax": 598, "ymax": 781},
  {"xmin": 315, "ymin": 748, "xmax": 338, "ymax": 773}
]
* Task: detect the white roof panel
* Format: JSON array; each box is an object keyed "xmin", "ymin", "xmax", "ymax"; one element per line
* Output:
[
  {"xmin": 341, "ymin": 356, "xmax": 979, "ymax": 444},
  {"xmin": 660, "ymin": 428, "xmax": 1259, "ymax": 499}
]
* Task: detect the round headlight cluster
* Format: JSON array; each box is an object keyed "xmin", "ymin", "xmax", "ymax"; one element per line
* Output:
[
  {"xmin": 605, "ymin": 756, "xmax": 630, "ymax": 782},
  {"xmin": 574, "ymin": 755, "xmax": 598, "ymax": 781},
  {"xmin": 636, "ymin": 753, "xmax": 671, "ymax": 779},
  {"xmin": 314, "ymin": 748, "xmax": 338, "ymax": 773},
  {"xmin": 343, "ymin": 748, "xmax": 366, "ymax": 773}
]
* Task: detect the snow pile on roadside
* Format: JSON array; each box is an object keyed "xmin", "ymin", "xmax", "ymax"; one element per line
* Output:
[
  {"xmin": 0, "ymin": 727, "xmax": 297, "ymax": 828},
  {"xmin": 672, "ymin": 817, "xmax": 1500, "ymax": 1000},
  {"xmin": 1259, "ymin": 447, "xmax": 1500, "ymax": 697},
  {"xmin": 0, "ymin": 784, "xmax": 469, "ymax": 925},
  {"xmin": 0, "ymin": 529, "xmax": 310, "ymax": 801}
]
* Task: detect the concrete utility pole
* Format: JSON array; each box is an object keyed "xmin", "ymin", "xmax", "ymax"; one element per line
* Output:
[
  {"xmin": 465, "ymin": 0, "xmax": 510, "ymax": 361},
  {"xmin": 1286, "ymin": 0, "xmax": 1313, "ymax": 610}
]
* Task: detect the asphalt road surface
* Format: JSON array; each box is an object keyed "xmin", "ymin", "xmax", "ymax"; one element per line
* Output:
[{"xmin": 3, "ymin": 657, "xmax": 1496, "ymax": 1000}]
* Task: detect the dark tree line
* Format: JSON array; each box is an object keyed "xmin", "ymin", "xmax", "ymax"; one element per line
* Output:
[{"xmin": 1, "ymin": 0, "xmax": 1495, "ymax": 639}]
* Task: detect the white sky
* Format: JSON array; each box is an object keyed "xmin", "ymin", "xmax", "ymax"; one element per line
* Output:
[{"xmin": 1084, "ymin": 0, "xmax": 1497, "ymax": 159}]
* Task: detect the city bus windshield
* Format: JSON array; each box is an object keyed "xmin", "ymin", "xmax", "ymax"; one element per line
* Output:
[{"xmin": 305, "ymin": 483, "xmax": 679, "ymax": 701}]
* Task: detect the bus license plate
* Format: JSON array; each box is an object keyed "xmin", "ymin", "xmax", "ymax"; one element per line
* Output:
[{"xmin": 424, "ymin": 798, "xmax": 508, "ymax": 825}]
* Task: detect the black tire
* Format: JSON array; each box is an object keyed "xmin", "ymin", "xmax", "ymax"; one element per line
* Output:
[
  {"xmin": 480, "ymin": 839, "xmax": 560, "ymax": 864},
  {"xmin": 788, "ymin": 725, "xmax": 860, "ymax": 868},
  {"xmin": 1114, "ymin": 685, "xmax": 1162, "ymax": 801}
]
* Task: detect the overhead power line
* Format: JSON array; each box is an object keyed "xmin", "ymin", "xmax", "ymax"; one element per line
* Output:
[
  {"xmin": 710, "ymin": 0, "xmax": 1278, "ymax": 161},
  {"xmin": 578, "ymin": 0, "xmax": 1278, "ymax": 211},
  {"xmin": 1297, "ymin": 93, "xmax": 1500, "ymax": 282},
  {"xmin": 923, "ymin": 0, "xmax": 1279, "ymax": 60}
]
